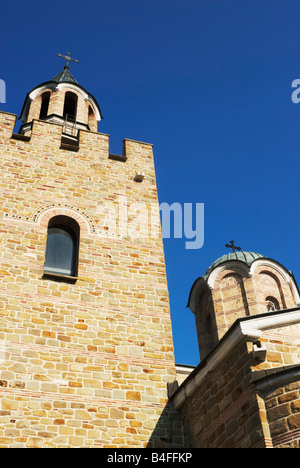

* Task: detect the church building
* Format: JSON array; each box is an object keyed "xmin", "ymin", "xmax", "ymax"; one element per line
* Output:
[
  {"xmin": 0, "ymin": 56, "xmax": 299, "ymax": 448},
  {"xmin": 172, "ymin": 247, "xmax": 300, "ymax": 448}
]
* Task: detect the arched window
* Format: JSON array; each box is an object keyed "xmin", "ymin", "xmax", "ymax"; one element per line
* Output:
[
  {"xmin": 44, "ymin": 216, "xmax": 79, "ymax": 278},
  {"xmin": 63, "ymin": 92, "xmax": 78, "ymax": 121},
  {"xmin": 39, "ymin": 92, "xmax": 51, "ymax": 119},
  {"xmin": 266, "ymin": 296, "xmax": 280, "ymax": 312},
  {"xmin": 87, "ymin": 105, "xmax": 97, "ymax": 132}
]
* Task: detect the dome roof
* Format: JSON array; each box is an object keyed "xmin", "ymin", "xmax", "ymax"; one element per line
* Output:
[
  {"xmin": 204, "ymin": 251, "xmax": 265, "ymax": 279},
  {"xmin": 187, "ymin": 250, "xmax": 300, "ymax": 310}
]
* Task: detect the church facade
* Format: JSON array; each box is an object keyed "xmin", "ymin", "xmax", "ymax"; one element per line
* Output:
[{"xmin": 0, "ymin": 59, "xmax": 299, "ymax": 448}]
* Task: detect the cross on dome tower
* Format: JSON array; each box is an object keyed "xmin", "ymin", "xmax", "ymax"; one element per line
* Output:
[
  {"xmin": 225, "ymin": 240, "xmax": 241, "ymax": 253},
  {"xmin": 57, "ymin": 51, "xmax": 79, "ymax": 69}
]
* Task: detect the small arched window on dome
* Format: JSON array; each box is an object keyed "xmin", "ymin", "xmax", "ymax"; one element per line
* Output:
[
  {"xmin": 39, "ymin": 92, "xmax": 51, "ymax": 120},
  {"xmin": 88, "ymin": 105, "xmax": 96, "ymax": 131},
  {"xmin": 266, "ymin": 296, "xmax": 280, "ymax": 312},
  {"xmin": 44, "ymin": 216, "xmax": 79, "ymax": 279},
  {"xmin": 63, "ymin": 92, "xmax": 78, "ymax": 122}
]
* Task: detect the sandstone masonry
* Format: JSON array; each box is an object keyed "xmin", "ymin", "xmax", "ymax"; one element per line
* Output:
[{"xmin": 0, "ymin": 109, "xmax": 180, "ymax": 448}]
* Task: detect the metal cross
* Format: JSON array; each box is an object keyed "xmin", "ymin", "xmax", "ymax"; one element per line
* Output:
[
  {"xmin": 225, "ymin": 240, "xmax": 241, "ymax": 253},
  {"xmin": 57, "ymin": 52, "xmax": 79, "ymax": 69}
]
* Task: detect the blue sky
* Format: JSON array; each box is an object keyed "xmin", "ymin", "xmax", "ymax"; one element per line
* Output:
[{"xmin": 1, "ymin": 0, "xmax": 300, "ymax": 365}]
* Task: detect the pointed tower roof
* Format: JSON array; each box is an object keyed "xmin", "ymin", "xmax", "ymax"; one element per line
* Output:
[{"xmin": 51, "ymin": 66, "xmax": 78, "ymax": 84}]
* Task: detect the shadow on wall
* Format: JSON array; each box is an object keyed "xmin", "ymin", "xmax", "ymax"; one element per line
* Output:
[{"xmin": 147, "ymin": 401, "xmax": 186, "ymax": 448}]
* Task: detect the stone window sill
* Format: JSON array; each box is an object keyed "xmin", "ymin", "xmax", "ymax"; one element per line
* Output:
[{"xmin": 42, "ymin": 271, "xmax": 77, "ymax": 284}]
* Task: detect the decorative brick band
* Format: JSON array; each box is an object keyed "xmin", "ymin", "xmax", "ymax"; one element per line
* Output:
[
  {"xmin": 0, "ymin": 339, "xmax": 175, "ymax": 369},
  {"xmin": 3, "ymin": 203, "xmax": 164, "ymax": 245},
  {"xmin": 4, "ymin": 203, "xmax": 96, "ymax": 235},
  {"xmin": 0, "ymin": 386, "xmax": 167, "ymax": 410},
  {"xmin": 33, "ymin": 204, "xmax": 96, "ymax": 234},
  {"xmin": 262, "ymin": 330, "xmax": 300, "ymax": 345},
  {"xmin": 4, "ymin": 202, "xmax": 133, "ymax": 239},
  {"xmin": 272, "ymin": 428, "xmax": 300, "ymax": 448},
  {"xmin": 0, "ymin": 256, "xmax": 168, "ymax": 290},
  {"xmin": 0, "ymin": 285, "xmax": 170, "ymax": 319}
]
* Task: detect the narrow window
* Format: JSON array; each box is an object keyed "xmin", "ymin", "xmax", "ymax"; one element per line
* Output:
[
  {"xmin": 88, "ymin": 105, "xmax": 95, "ymax": 130},
  {"xmin": 266, "ymin": 296, "xmax": 280, "ymax": 312},
  {"xmin": 44, "ymin": 216, "xmax": 79, "ymax": 278},
  {"xmin": 39, "ymin": 92, "xmax": 51, "ymax": 119},
  {"xmin": 63, "ymin": 92, "xmax": 78, "ymax": 121}
]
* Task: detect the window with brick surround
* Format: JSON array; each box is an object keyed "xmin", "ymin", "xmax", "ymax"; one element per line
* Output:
[{"xmin": 44, "ymin": 215, "xmax": 79, "ymax": 278}]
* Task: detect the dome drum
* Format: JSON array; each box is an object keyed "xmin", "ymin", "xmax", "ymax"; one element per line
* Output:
[{"xmin": 188, "ymin": 251, "xmax": 300, "ymax": 360}]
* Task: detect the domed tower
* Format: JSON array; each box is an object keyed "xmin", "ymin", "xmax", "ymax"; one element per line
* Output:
[
  {"xmin": 19, "ymin": 52, "xmax": 103, "ymax": 140},
  {"xmin": 188, "ymin": 242, "xmax": 300, "ymax": 360}
]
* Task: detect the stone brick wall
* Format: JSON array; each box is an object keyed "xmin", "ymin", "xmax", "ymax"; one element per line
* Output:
[
  {"xmin": 0, "ymin": 111, "xmax": 179, "ymax": 448},
  {"xmin": 262, "ymin": 376, "xmax": 300, "ymax": 448},
  {"xmin": 178, "ymin": 340, "xmax": 267, "ymax": 448},
  {"xmin": 193, "ymin": 287, "xmax": 216, "ymax": 360},
  {"xmin": 173, "ymin": 316, "xmax": 300, "ymax": 448},
  {"xmin": 251, "ymin": 323, "xmax": 300, "ymax": 448},
  {"xmin": 259, "ymin": 325, "xmax": 300, "ymax": 369}
]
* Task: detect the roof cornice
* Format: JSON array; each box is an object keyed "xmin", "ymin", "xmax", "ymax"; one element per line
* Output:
[{"xmin": 171, "ymin": 307, "xmax": 300, "ymax": 410}]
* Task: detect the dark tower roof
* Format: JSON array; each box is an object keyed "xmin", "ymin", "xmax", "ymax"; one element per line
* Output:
[{"xmin": 51, "ymin": 66, "xmax": 79, "ymax": 84}]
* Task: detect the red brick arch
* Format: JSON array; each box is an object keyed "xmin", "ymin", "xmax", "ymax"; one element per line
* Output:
[{"xmin": 34, "ymin": 205, "xmax": 95, "ymax": 235}]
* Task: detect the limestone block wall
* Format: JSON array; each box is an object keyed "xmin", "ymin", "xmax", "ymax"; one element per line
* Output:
[
  {"xmin": 176, "ymin": 316, "xmax": 300, "ymax": 448},
  {"xmin": 0, "ymin": 111, "xmax": 179, "ymax": 448},
  {"xmin": 252, "ymin": 321, "xmax": 300, "ymax": 448},
  {"xmin": 178, "ymin": 340, "xmax": 266, "ymax": 448},
  {"xmin": 262, "ymin": 376, "xmax": 300, "ymax": 448}
]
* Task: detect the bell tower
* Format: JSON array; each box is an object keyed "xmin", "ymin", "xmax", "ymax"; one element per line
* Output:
[
  {"xmin": 0, "ymin": 56, "xmax": 178, "ymax": 448},
  {"xmin": 19, "ymin": 52, "xmax": 103, "ymax": 139}
]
